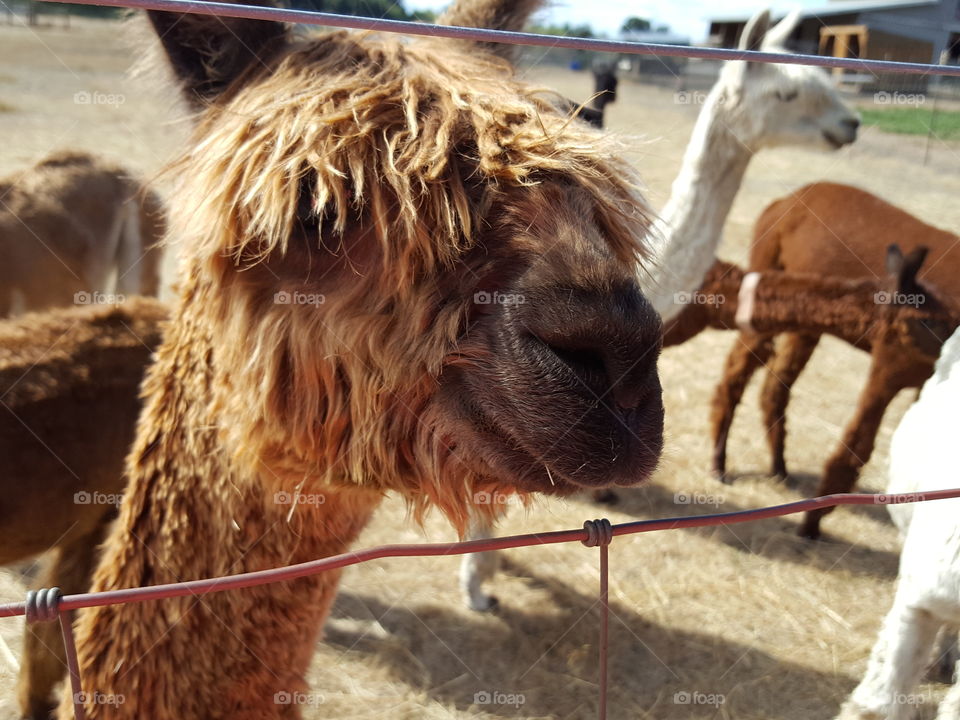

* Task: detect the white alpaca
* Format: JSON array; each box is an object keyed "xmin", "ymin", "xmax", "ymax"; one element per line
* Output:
[
  {"xmin": 461, "ymin": 8, "xmax": 861, "ymax": 611},
  {"xmin": 836, "ymin": 329, "xmax": 960, "ymax": 720}
]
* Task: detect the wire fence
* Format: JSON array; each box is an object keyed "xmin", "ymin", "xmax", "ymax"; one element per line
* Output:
[
  {"xmin": 3, "ymin": 489, "xmax": 960, "ymax": 720},
  {"xmin": 4, "ymin": 2, "xmax": 960, "ymax": 718}
]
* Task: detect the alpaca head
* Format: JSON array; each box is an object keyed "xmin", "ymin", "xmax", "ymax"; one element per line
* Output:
[
  {"xmin": 591, "ymin": 60, "xmax": 618, "ymax": 111},
  {"xmin": 715, "ymin": 9, "xmax": 860, "ymax": 152},
  {"xmin": 151, "ymin": 0, "xmax": 664, "ymax": 526}
]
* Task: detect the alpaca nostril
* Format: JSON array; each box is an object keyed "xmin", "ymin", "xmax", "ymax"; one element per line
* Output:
[
  {"xmin": 542, "ymin": 339, "xmax": 654, "ymax": 410},
  {"xmin": 844, "ymin": 117, "xmax": 861, "ymax": 131},
  {"xmin": 545, "ymin": 343, "xmax": 607, "ymax": 386}
]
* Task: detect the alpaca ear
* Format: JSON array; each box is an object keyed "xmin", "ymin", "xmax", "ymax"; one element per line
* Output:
[
  {"xmin": 438, "ymin": 0, "xmax": 544, "ymax": 62},
  {"xmin": 739, "ymin": 9, "xmax": 772, "ymax": 52},
  {"xmin": 762, "ymin": 9, "xmax": 801, "ymax": 50},
  {"xmin": 885, "ymin": 243, "xmax": 904, "ymax": 276},
  {"xmin": 900, "ymin": 246, "xmax": 930, "ymax": 289},
  {"xmin": 886, "ymin": 244, "xmax": 929, "ymax": 291},
  {"xmin": 147, "ymin": 2, "xmax": 288, "ymax": 109}
]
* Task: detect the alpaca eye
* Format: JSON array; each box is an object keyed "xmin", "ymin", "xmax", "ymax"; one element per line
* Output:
[{"xmin": 777, "ymin": 90, "xmax": 799, "ymax": 102}]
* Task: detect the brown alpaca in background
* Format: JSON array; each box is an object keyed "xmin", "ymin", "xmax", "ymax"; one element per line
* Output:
[
  {"xmin": 0, "ymin": 152, "xmax": 165, "ymax": 316},
  {"xmin": 706, "ymin": 183, "xmax": 959, "ymax": 538},
  {"xmin": 59, "ymin": 0, "xmax": 666, "ymax": 716},
  {"xmin": 662, "ymin": 249, "xmax": 957, "ymax": 350},
  {"xmin": 0, "ymin": 298, "xmax": 166, "ymax": 719}
]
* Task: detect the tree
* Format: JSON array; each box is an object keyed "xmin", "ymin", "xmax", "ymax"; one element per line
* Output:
[{"xmin": 620, "ymin": 16, "xmax": 651, "ymax": 34}]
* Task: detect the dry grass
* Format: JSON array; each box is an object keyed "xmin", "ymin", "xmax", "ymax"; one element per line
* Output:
[{"xmin": 2, "ymin": 20, "xmax": 960, "ymax": 720}]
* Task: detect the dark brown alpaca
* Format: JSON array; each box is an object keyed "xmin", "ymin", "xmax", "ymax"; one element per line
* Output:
[
  {"xmin": 0, "ymin": 298, "xmax": 166, "ymax": 719},
  {"xmin": 58, "ymin": 0, "xmax": 665, "ymax": 716},
  {"xmin": 703, "ymin": 183, "xmax": 959, "ymax": 538}
]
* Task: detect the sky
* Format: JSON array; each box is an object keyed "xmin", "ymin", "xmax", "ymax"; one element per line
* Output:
[{"xmin": 404, "ymin": 0, "xmax": 825, "ymax": 43}]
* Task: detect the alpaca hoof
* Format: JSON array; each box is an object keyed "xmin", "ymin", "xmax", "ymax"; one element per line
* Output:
[
  {"xmin": 591, "ymin": 488, "xmax": 619, "ymax": 505},
  {"xmin": 714, "ymin": 469, "xmax": 732, "ymax": 485},
  {"xmin": 468, "ymin": 594, "xmax": 499, "ymax": 613}
]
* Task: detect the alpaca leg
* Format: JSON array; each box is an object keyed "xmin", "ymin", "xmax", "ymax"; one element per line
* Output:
[
  {"xmin": 837, "ymin": 601, "xmax": 941, "ymax": 720},
  {"xmin": 18, "ymin": 523, "xmax": 106, "ymax": 720},
  {"xmin": 929, "ymin": 628, "xmax": 960, "ymax": 684},
  {"xmin": 710, "ymin": 333, "xmax": 775, "ymax": 482},
  {"xmin": 799, "ymin": 359, "xmax": 906, "ymax": 539},
  {"xmin": 459, "ymin": 515, "xmax": 500, "ymax": 612},
  {"xmin": 760, "ymin": 333, "xmax": 819, "ymax": 481},
  {"xmin": 935, "ymin": 661, "xmax": 960, "ymax": 720},
  {"xmin": 116, "ymin": 190, "xmax": 165, "ymax": 298}
]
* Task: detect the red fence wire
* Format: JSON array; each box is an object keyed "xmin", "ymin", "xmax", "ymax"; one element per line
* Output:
[{"xmin": 3, "ymin": 488, "xmax": 960, "ymax": 720}]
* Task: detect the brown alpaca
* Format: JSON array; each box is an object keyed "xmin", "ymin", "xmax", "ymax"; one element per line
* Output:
[
  {"xmin": 0, "ymin": 152, "xmax": 165, "ymax": 316},
  {"xmin": 58, "ymin": 1, "xmax": 665, "ymax": 717},
  {"xmin": 0, "ymin": 298, "xmax": 166, "ymax": 720},
  {"xmin": 704, "ymin": 183, "xmax": 959, "ymax": 538},
  {"xmin": 662, "ymin": 250, "xmax": 956, "ymax": 349}
]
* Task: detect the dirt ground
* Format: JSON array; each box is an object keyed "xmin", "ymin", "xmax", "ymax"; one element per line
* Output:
[{"xmin": 2, "ymin": 17, "xmax": 960, "ymax": 720}]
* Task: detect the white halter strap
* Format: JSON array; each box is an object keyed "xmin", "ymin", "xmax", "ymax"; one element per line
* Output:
[{"xmin": 735, "ymin": 272, "xmax": 761, "ymax": 334}]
